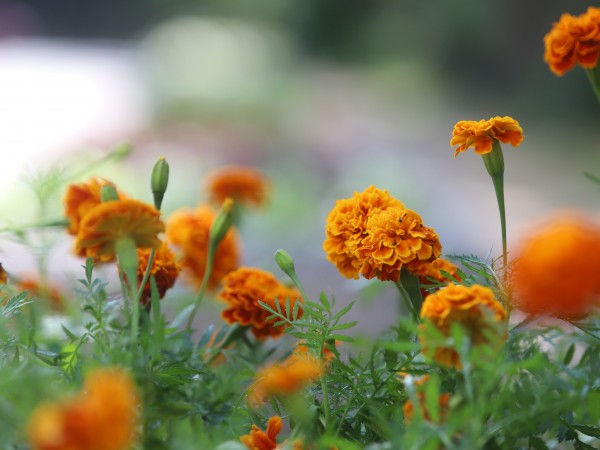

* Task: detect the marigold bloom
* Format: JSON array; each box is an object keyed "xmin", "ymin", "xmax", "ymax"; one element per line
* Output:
[
  {"xmin": 544, "ymin": 8, "xmax": 600, "ymax": 76},
  {"xmin": 511, "ymin": 217, "xmax": 600, "ymax": 318},
  {"xmin": 64, "ymin": 178, "xmax": 126, "ymax": 235},
  {"xmin": 28, "ymin": 368, "xmax": 139, "ymax": 450},
  {"xmin": 323, "ymin": 186, "xmax": 405, "ymax": 279},
  {"xmin": 248, "ymin": 352, "xmax": 323, "ymax": 406},
  {"xmin": 136, "ymin": 243, "xmax": 180, "ymax": 305},
  {"xmin": 206, "ymin": 166, "xmax": 269, "ymax": 207},
  {"xmin": 419, "ymin": 283, "xmax": 507, "ymax": 369},
  {"xmin": 450, "ymin": 116, "xmax": 523, "ymax": 157},
  {"xmin": 241, "ymin": 416, "xmax": 283, "ymax": 450},
  {"xmin": 17, "ymin": 277, "xmax": 65, "ymax": 311},
  {"xmin": 74, "ymin": 199, "xmax": 163, "ymax": 263},
  {"xmin": 220, "ymin": 267, "xmax": 303, "ymax": 339},
  {"xmin": 359, "ymin": 208, "xmax": 442, "ymax": 282},
  {"xmin": 166, "ymin": 205, "xmax": 239, "ymax": 289}
]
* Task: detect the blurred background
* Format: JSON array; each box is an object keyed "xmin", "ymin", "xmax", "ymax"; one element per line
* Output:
[{"xmin": 1, "ymin": 0, "xmax": 599, "ymax": 335}]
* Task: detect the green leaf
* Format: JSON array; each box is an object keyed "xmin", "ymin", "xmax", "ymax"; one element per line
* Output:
[
  {"xmin": 332, "ymin": 301, "xmax": 355, "ymax": 322},
  {"xmin": 563, "ymin": 343, "xmax": 576, "ymax": 365},
  {"xmin": 570, "ymin": 424, "xmax": 600, "ymax": 438}
]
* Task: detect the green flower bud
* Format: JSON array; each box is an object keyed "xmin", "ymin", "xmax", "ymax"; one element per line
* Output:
[
  {"xmin": 100, "ymin": 185, "xmax": 120, "ymax": 203},
  {"xmin": 274, "ymin": 249, "xmax": 296, "ymax": 280},
  {"xmin": 209, "ymin": 198, "xmax": 235, "ymax": 248},
  {"xmin": 151, "ymin": 157, "xmax": 170, "ymax": 210}
]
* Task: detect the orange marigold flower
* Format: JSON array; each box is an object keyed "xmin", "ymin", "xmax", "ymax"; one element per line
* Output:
[
  {"xmin": 74, "ymin": 199, "xmax": 163, "ymax": 263},
  {"xmin": 544, "ymin": 8, "xmax": 600, "ymax": 76},
  {"xmin": 511, "ymin": 217, "xmax": 600, "ymax": 319},
  {"xmin": 206, "ymin": 166, "xmax": 269, "ymax": 207},
  {"xmin": 359, "ymin": 208, "xmax": 442, "ymax": 282},
  {"xmin": 220, "ymin": 267, "xmax": 303, "ymax": 340},
  {"xmin": 166, "ymin": 205, "xmax": 239, "ymax": 290},
  {"xmin": 419, "ymin": 283, "xmax": 507, "ymax": 369},
  {"xmin": 241, "ymin": 416, "xmax": 283, "ymax": 450},
  {"xmin": 136, "ymin": 243, "xmax": 180, "ymax": 305},
  {"xmin": 323, "ymin": 186, "xmax": 405, "ymax": 279},
  {"xmin": 28, "ymin": 368, "xmax": 139, "ymax": 450},
  {"xmin": 17, "ymin": 277, "xmax": 66, "ymax": 311},
  {"xmin": 450, "ymin": 116, "xmax": 523, "ymax": 157},
  {"xmin": 248, "ymin": 352, "xmax": 323, "ymax": 406},
  {"xmin": 64, "ymin": 178, "xmax": 127, "ymax": 236}
]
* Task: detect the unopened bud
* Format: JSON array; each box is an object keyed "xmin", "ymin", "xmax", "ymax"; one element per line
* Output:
[
  {"xmin": 210, "ymin": 198, "xmax": 235, "ymax": 248},
  {"xmin": 151, "ymin": 157, "xmax": 170, "ymax": 210},
  {"xmin": 274, "ymin": 249, "xmax": 296, "ymax": 279},
  {"xmin": 100, "ymin": 185, "xmax": 120, "ymax": 203}
]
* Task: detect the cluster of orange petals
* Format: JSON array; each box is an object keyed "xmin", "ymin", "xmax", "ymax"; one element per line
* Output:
[
  {"xmin": 419, "ymin": 283, "xmax": 507, "ymax": 368},
  {"xmin": 412, "ymin": 258, "xmax": 462, "ymax": 298},
  {"xmin": 248, "ymin": 351, "xmax": 323, "ymax": 406},
  {"xmin": 206, "ymin": 166, "xmax": 269, "ymax": 208},
  {"xmin": 511, "ymin": 217, "xmax": 600, "ymax": 319},
  {"xmin": 220, "ymin": 267, "xmax": 303, "ymax": 339},
  {"xmin": 136, "ymin": 243, "xmax": 181, "ymax": 305},
  {"xmin": 450, "ymin": 116, "xmax": 524, "ymax": 157},
  {"xmin": 544, "ymin": 7, "xmax": 600, "ymax": 76},
  {"xmin": 28, "ymin": 368, "xmax": 139, "ymax": 450},
  {"xmin": 63, "ymin": 178, "xmax": 126, "ymax": 236},
  {"xmin": 323, "ymin": 186, "xmax": 441, "ymax": 282},
  {"xmin": 74, "ymin": 199, "xmax": 164, "ymax": 263},
  {"xmin": 241, "ymin": 416, "xmax": 283, "ymax": 450},
  {"xmin": 166, "ymin": 205, "xmax": 239, "ymax": 290},
  {"xmin": 402, "ymin": 376, "xmax": 451, "ymax": 423}
]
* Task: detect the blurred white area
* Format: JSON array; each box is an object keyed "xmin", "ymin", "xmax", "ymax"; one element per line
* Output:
[{"xmin": 0, "ymin": 38, "xmax": 148, "ymax": 205}]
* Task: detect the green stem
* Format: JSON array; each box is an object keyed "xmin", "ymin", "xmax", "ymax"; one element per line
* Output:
[
  {"xmin": 320, "ymin": 373, "xmax": 331, "ymax": 430},
  {"xmin": 492, "ymin": 175, "xmax": 507, "ymax": 269},
  {"xmin": 395, "ymin": 280, "xmax": 420, "ymax": 324},
  {"xmin": 133, "ymin": 248, "xmax": 157, "ymax": 307},
  {"xmin": 115, "ymin": 237, "xmax": 140, "ymax": 346},
  {"xmin": 482, "ymin": 141, "xmax": 507, "ymax": 270},
  {"xmin": 585, "ymin": 67, "xmax": 600, "ymax": 104},
  {"xmin": 185, "ymin": 244, "xmax": 215, "ymax": 330}
]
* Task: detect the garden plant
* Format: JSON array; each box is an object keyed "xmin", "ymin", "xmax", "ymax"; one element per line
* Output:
[{"xmin": 1, "ymin": 6, "xmax": 600, "ymax": 450}]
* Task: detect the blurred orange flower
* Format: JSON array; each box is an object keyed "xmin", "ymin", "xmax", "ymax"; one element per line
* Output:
[
  {"xmin": 248, "ymin": 352, "xmax": 323, "ymax": 406},
  {"xmin": 64, "ymin": 178, "xmax": 126, "ymax": 235},
  {"xmin": 359, "ymin": 208, "xmax": 442, "ymax": 282},
  {"xmin": 402, "ymin": 375, "xmax": 451, "ymax": 423},
  {"xmin": 206, "ymin": 166, "xmax": 269, "ymax": 207},
  {"xmin": 450, "ymin": 116, "xmax": 523, "ymax": 157},
  {"xmin": 166, "ymin": 205, "xmax": 239, "ymax": 290},
  {"xmin": 241, "ymin": 416, "xmax": 283, "ymax": 450},
  {"xmin": 544, "ymin": 7, "xmax": 600, "ymax": 76},
  {"xmin": 74, "ymin": 199, "xmax": 164, "ymax": 262},
  {"xmin": 323, "ymin": 186, "xmax": 405, "ymax": 279},
  {"xmin": 136, "ymin": 243, "xmax": 180, "ymax": 306},
  {"xmin": 28, "ymin": 368, "xmax": 139, "ymax": 450},
  {"xmin": 419, "ymin": 283, "xmax": 507, "ymax": 369},
  {"xmin": 220, "ymin": 267, "xmax": 303, "ymax": 339},
  {"xmin": 511, "ymin": 217, "xmax": 600, "ymax": 318},
  {"xmin": 17, "ymin": 277, "xmax": 65, "ymax": 311}
]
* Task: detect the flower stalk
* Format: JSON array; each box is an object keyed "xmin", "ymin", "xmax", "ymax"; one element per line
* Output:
[
  {"xmin": 185, "ymin": 199, "xmax": 235, "ymax": 330},
  {"xmin": 481, "ymin": 140, "xmax": 507, "ymax": 269},
  {"xmin": 585, "ymin": 67, "xmax": 600, "ymax": 104}
]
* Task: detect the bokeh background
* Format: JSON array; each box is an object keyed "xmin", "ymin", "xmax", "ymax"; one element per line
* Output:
[{"xmin": 1, "ymin": 0, "xmax": 599, "ymax": 335}]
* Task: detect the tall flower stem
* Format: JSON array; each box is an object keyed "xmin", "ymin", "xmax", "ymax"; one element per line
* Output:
[
  {"xmin": 185, "ymin": 244, "xmax": 215, "ymax": 330},
  {"xmin": 395, "ymin": 269, "xmax": 422, "ymax": 323},
  {"xmin": 481, "ymin": 140, "xmax": 507, "ymax": 270},
  {"xmin": 585, "ymin": 67, "xmax": 600, "ymax": 104},
  {"xmin": 133, "ymin": 248, "xmax": 157, "ymax": 311},
  {"xmin": 115, "ymin": 236, "xmax": 140, "ymax": 344}
]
